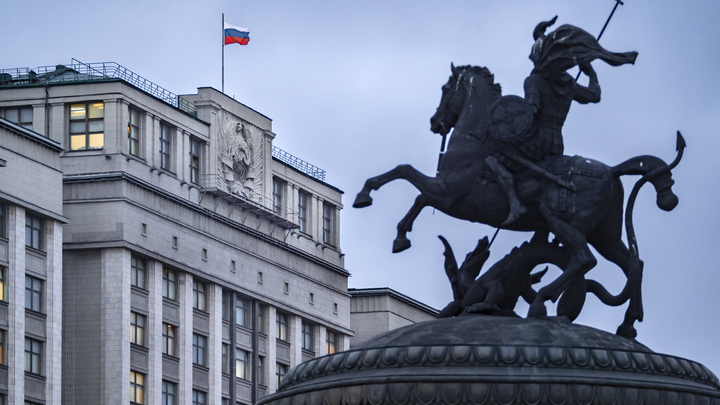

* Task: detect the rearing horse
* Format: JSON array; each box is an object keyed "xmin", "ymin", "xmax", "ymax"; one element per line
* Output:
[{"xmin": 353, "ymin": 65, "xmax": 681, "ymax": 338}]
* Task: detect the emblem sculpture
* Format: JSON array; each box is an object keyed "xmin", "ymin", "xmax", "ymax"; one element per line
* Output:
[{"xmin": 354, "ymin": 17, "xmax": 685, "ymax": 339}]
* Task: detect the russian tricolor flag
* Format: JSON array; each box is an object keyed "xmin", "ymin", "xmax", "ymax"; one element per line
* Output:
[{"xmin": 224, "ymin": 22, "xmax": 250, "ymax": 46}]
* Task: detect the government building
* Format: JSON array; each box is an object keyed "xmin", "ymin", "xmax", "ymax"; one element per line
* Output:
[{"xmin": 0, "ymin": 61, "xmax": 351, "ymax": 405}]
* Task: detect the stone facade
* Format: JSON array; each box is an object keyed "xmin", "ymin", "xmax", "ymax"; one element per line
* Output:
[
  {"xmin": 0, "ymin": 117, "xmax": 65, "ymax": 405},
  {"xmin": 348, "ymin": 288, "xmax": 438, "ymax": 348},
  {"xmin": 0, "ymin": 63, "xmax": 350, "ymax": 404}
]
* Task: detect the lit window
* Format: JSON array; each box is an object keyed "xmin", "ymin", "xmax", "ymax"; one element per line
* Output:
[
  {"xmin": 298, "ymin": 190, "xmax": 310, "ymax": 233},
  {"xmin": 301, "ymin": 322, "xmax": 313, "ymax": 351},
  {"xmin": 235, "ymin": 297, "xmax": 246, "ymax": 327},
  {"xmin": 131, "ymin": 312, "xmax": 145, "ymax": 346},
  {"xmin": 236, "ymin": 349, "xmax": 250, "ymax": 380},
  {"xmin": 128, "ymin": 108, "xmax": 140, "ymax": 157},
  {"xmin": 192, "ymin": 390, "xmax": 206, "ymax": 405},
  {"xmin": 24, "ymin": 338, "xmax": 42, "ymax": 374},
  {"xmin": 323, "ymin": 203, "xmax": 335, "ymax": 245},
  {"xmin": 162, "ymin": 268, "xmax": 176, "ymax": 300},
  {"xmin": 192, "ymin": 334, "xmax": 206, "ymax": 366},
  {"xmin": 4, "ymin": 106, "xmax": 33, "ymax": 130},
  {"xmin": 131, "ymin": 255, "xmax": 146, "ymax": 290},
  {"xmin": 193, "ymin": 281, "xmax": 206, "ymax": 311},
  {"xmin": 25, "ymin": 275, "xmax": 42, "ymax": 312},
  {"xmin": 276, "ymin": 312, "xmax": 288, "ymax": 341},
  {"xmin": 160, "ymin": 123, "xmax": 172, "ymax": 171},
  {"xmin": 273, "ymin": 178, "xmax": 285, "ymax": 216},
  {"xmin": 190, "ymin": 138, "xmax": 201, "ymax": 184},
  {"xmin": 276, "ymin": 363, "xmax": 288, "ymax": 389},
  {"xmin": 70, "ymin": 102, "xmax": 104, "ymax": 150},
  {"xmin": 25, "ymin": 213, "xmax": 42, "ymax": 250},
  {"xmin": 162, "ymin": 380, "xmax": 176, "ymax": 405},
  {"xmin": 130, "ymin": 371, "xmax": 145, "ymax": 404},
  {"xmin": 326, "ymin": 331, "xmax": 337, "ymax": 355},
  {"xmin": 162, "ymin": 324, "xmax": 176, "ymax": 356},
  {"xmin": 0, "ymin": 266, "xmax": 7, "ymax": 302}
]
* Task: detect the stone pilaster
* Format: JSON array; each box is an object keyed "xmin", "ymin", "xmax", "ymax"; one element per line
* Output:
[
  {"xmin": 266, "ymin": 306, "xmax": 277, "ymax": 394},
  {"xmin": 44, "ymin": 219, "xmax": 62, "ymax": 404},
  {"xmin": 290, "ymin": 315, "xmax": 302, "ymax": 368},
  {"xmin": 208, "ymin": 283, "xmax": 223, "ymax": 405},
  {"xmin": 317, "ymin": 325, "xmax": 327, "ymax": 357},
  {"xmin": 102, "ymin": 99, "xmax": 120, "ymax": 155},
  {"xmin": 31, "ymin": 104, "xmax": 45, "ymax": 136},
  {"xmin": 147, "ymin": 260, "xmax": 163, "ymax": 405},
  {"xmin": 100, "ymin": 248, "xmax": 131, "ymax": 404},
  {"xmin": 48, "ymin": 103, "xmax": 65, "ymax": 145},
  {"xmin": 7, "ymin": 206, "xmax": 25, "ymax": 405},
  {"xmin": 178, "ymin": 272, "xmax": 194, "ymax": 405}
]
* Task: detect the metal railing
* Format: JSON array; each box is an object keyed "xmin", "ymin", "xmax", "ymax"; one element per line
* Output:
[
  {"xmin": 272, "ymin": 146, "xmax": 326, "ymax": 181},
  {"xmin": 0, "ymin": 59, "xmax": 197, "ymax": 117}
]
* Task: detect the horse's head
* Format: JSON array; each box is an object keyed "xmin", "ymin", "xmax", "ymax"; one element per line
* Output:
[{"xmin": 430, "ymin": 64, "xmax": 501, "ymax": 136}]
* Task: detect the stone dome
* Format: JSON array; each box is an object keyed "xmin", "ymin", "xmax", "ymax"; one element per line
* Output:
[{"xmin": 259, "ymin": 316, "xmax": 720, "ymax": 405}]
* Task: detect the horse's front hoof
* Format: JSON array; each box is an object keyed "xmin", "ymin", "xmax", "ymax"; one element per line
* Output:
[
  {"xmin": 527, "ymin": 303, "xmax": 547, "ymax": 318},
  {"xmin": 392, "ymin": 237, "xmax": 411, "ymax": 253},
  {"xmin": 616, "ymin": 323, "xmax": 638, "ymax": 339},
  {"xmin": 353, "ymin": 193, "xmax": 373, "ymax": 208}
]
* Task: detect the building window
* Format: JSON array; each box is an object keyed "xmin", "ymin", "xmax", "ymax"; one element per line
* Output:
[
  {"xmin": 0, "ymin": 330, "xmax": 4, "ymax": 364},
  {"xmin": 222, "ymin": 291, "xmax": 231, "ymax": 321},
  {"xmin": 0, "ymin": 204, "xmax": 5, "ymax": 238},
  {"xmin": 276, "ymin": 312, "xmax": 288, "ymax": 341},
  {"xmin": 70, "ymin": 102, "xmax": 104, "ymax": 150},
  {"xmin": 0, "ymin": 267, "xmax": 4, "ymax": 302},
  {"xmin": 24, "ymin": 338, "xmax": 42, "ymax": 374},
  {"xmin": 25, "ymin": 275, "xmax": 42, "ymax": 312},
  {"xmin": 3, "ymin": 106, "xmax": 33, "ymax": 130},
  {"xmin": 131, "ymin": 255, "xmax": 146, "ymax": 290},
  {"xmin": 222, "ymin": 344, "xmax": 230, "ymax": 374},
  {"xmin": 160, "ymin": 123, "xmax": 173, "ymax": 171},
  {"xmin": 192, "ymin": 390, "xmax": 206, "ymax": 405},
  {"xmin": 272, "ymin": 178, "xmax": 285, "ymax": 216},
  {"xmin": 192, "ymin": 334, "xmax": 206, "ymax": 366},
  {"xmin": 298, "ymin": 190, "xmax": 310, "ymax": 233},
  {"xmin": 128, "ymin": 108, "xmax": 140, "ymax": 157},
  {"xmin": 326, "ymin": 331, "xmax": 337, "ymax": 355},
  {"xmin": 236, "ymin": 349, "xmax": 250, "ymax": 380},
  {"xmin": 163, "ymin": 268, "xmax": 176, "ymax": 300},
  {"xmin": 131, "ymin": 312, "xmax": 145, "ymax": 347},
  {"xmin": 235, "ymin": 297, "xmax": 246, "ymax": 327},
  {"xmin": 302, "ymin": 322, "xmax": 313, "ymax": 351},
  {"xmin": 193, "ymin": 281, "xmax": 206, "ymax": 311},
  {"xmin": 257, "ymin": 305, "xmax": 265, "ymax": 333},
  {"xmin": 258, "ymin": 356, "xmax": 265, "ymax": 385},
  {"xmin": 276, "ymin": 363, "xmax": 288, "ymax": 389},
  {"xmin": 162, "ymin": 380, "xmax": 176, "ymax": 405},
  {"xmin": 130, "ymin": 371, "xmax": 145, "ymax": 404},
  {"xmin": 162, "ymin": 324, "xmax": 176, "ymax": 356},
  {"xmin": 25, "ymin": 213, "xmax": 42, "ymax": 250},
  {"xmin": 190, "ymin": 138, "xmax": 201, "ymax": 185},
  {"xmin": 323, "ymin": 202, "xmax": 335, "ymax": 245}
]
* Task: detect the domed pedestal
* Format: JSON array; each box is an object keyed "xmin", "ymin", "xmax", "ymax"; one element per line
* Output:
[{"xmin": 259, "ymin": 316, "xmax": 720, "ymax": 405}]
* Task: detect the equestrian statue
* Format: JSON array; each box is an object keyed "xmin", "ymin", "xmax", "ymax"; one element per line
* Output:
[{"xmin": 353, "ymin": 17, "xmax": 685, "ymax": 339}]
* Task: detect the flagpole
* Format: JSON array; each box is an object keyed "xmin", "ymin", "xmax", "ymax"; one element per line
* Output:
[{"xmin": 222, "ymin": 13, "xmax": 225, "ymax": 93}]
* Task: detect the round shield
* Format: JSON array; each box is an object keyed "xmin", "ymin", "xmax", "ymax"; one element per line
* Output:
[{"xmin": 488, "ymin": 95, "xmax": 534, "ymax": 142}]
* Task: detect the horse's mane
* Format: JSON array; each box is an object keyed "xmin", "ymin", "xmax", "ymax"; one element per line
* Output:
[{"xmin": 457, "ymin": 65, "xmax": 503, "ymax": 98}]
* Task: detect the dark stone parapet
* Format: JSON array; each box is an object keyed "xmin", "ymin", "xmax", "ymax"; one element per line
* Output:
[{"xmin": 259, "ymin": 316, "xmax": 720, "ymax": 405}]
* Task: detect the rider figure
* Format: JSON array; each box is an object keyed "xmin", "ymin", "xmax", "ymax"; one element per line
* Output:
[{"xmin": 488, "ymin": 17, "xmax": 637, "ymax": 225}]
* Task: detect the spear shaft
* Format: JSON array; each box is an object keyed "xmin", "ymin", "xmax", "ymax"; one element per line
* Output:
[{"xmin": 576, "ymin": 0, "xmax": 625, "ymax": 80}]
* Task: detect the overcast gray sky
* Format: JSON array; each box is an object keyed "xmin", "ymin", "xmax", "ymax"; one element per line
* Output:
[{"xmin": 3, "ymin": 0, "xmax": 720, "ymax": 373}]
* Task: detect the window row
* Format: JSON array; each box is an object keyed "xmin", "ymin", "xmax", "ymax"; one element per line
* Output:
[
  {"xmin": 0, "ymin": 206, "xmax": 46, "ymax": 251},
  {"xmin": 1, "ymin": 106, "xmax": 33, "ymax": 130},
  {"xmin": 132, "ymin": 259, "xmax": 210, "ymax": 312},
  {"xmin": 131, "ymin": 372, "xmax": 207, "ymax": 405},
  {"xmin": 272, "ymin": 178, "xmax": 337, "ymax": 245}
]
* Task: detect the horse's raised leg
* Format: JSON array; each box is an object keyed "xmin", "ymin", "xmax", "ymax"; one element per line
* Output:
[
  {"xmin": 528, "ymin": 204, "xmax": 597, "ymax": 318},
  {"xmin": 393, "ymin": 194, "xmax": 429, "ymax": 253},
  {"xmin": 353, "ymin": 165, "xmax": 442, "ymax": 208}
]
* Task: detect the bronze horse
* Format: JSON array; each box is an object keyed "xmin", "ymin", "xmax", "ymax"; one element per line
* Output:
[{"xmin": 353, "ymin": 65, "xmax": 682, "ymax": 338}]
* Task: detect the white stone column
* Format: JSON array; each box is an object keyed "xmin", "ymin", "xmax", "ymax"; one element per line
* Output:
[
  {"xmin": 334, "ymin": 206, "xmax": 342, "ymax": 247},
  {"xmin": 317, "ymin": 325, "xmax": 327, "ymax": 357},
  {"xmin": 178, "ymin": 272, "xmax": 194, "ymax": 405},
  {"xmin": 31, "ymin": 104, "xmax": 46, "ymax": 136},
  {"xmin": 119, "ymin": 100, "xmax": 130, "ymax": 155},
  {"xmin": 7, "ymin": 206, "xmax": 25, "ymax": 405},
  {"xmin": 100, "ymin": 248, "xmax": 131, "ymax": 404},
  {"xmin": 342, "ymin": 334, "xmax": 350, "ymax": 352},
  {"xmin": 208, "ymin": 284, "xmax": 223, "ymax": 405},
  {"xmin": 102, "ymin": 99, "xmax": 120, "ymax": 154},
  {"xmin": 49, "ymin": 103, "xmax": 65, "ymax": 146},
  {"xmin": 266, "ymin": 306, "xmax": 277, "ymax": 394},
  {"xmin": 314, "ymin": 196, "xmax": 323, "ymax": 243},
  {"xmin": 176, "ymin": 129, "xmax": 186, "ymax": 178},
  {"xmin": 147, "ymin": 260, "xmax": 163, "ymax": 405},
  {"xmin": 289, "ymin": 315, "xmax": 302, "ymax": 368},
  {"xmin": 150, "ymin": 115, "xmax": 160, "ymax": 168},
  {"xmin": 44, "ymin": 219, "xmax": 63, "ymax": 404},
  {"xmin": 145, "ymin": 113, "xmax": 157, "ymax": 165},
  {"xmin": 289, "ymin": 184, "xmax": 298, "ymax": 224}
]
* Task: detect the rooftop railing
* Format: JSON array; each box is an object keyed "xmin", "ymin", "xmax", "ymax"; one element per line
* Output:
[
  {"xmin": 0, "ymin": 59, "xmax": 197, "ymax": 117},
  {"xmin": 272, "ymin": 146, "xmax": 326, "ymax": 181}
]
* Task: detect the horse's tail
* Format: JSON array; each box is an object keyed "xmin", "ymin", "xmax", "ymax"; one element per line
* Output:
[{"xmin": 611, "ymin": 155, "xmax": 678, "ymax": 212}]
